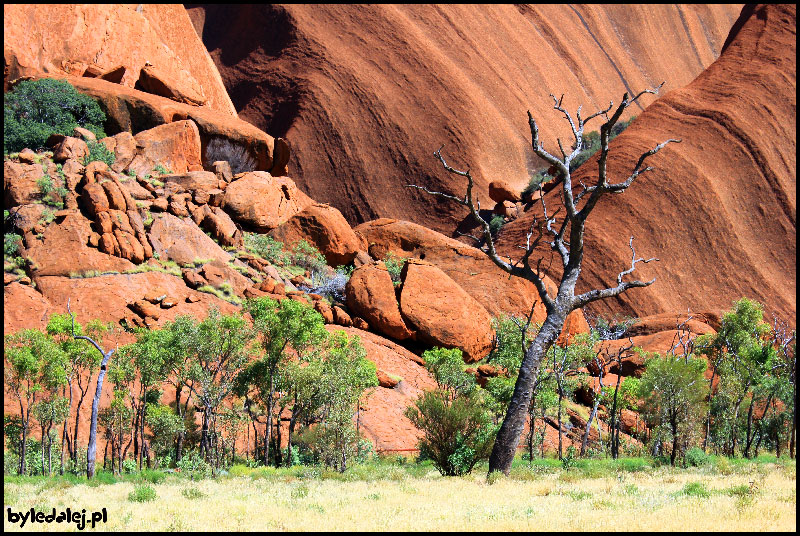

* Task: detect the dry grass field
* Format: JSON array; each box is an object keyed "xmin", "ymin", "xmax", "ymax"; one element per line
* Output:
[{"xmin": 4, "ymin": 458, "xmax": 795, "ymax": 531}]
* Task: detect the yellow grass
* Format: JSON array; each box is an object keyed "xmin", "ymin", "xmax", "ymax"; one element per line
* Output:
[{"xmin": 4, "ymin": 465, "xmax": 795, "ymax": 531}]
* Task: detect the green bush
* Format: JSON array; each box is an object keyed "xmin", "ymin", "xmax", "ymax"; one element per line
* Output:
[
  {"xmin": 679, "ymin": 481, "xmax": 710, "ymax": 498},
  {"xmin": 176, "ymin": 450, "xmax": 212, "ymax": 480},
  {"xmin": 4, "ymin": 78, "xmax": 106, "ymax": 154},
  {"xmin": 4, "ymin": 233, "xmax": 22, "ymax": 257},
  {"xmin": 244, "ymin": 233, "xmax": 289, "ymax": 266},
  {"xmin": 383, "ymin": 252, "xmax": 406, "ymax": 285},
  {"xmin": 83, "ymin": 140, "xmax": 116, "ymax": 167},
  {"xmin": 405, "ymin": 390, "xmax": 496, "ymax": 476},
  {"xmin": 489, "ymin": 215, "xmax": 505, "ymax": 235},
  {"xmin": 685, "ymin": 447, "xmax": 710, "ymax": 467},
  {"xmin": 128, "ymin": 483, "xmax": 157, "ymax": 503}
]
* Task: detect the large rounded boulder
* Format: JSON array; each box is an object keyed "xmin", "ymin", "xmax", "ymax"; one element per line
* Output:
[
  {"xmin": 269, "ymin": 203, "xmax": 361, "ymax": 266},
  {"xmin": 345, "ymin": 262, "xmax": 414, "ymax": 340},
  {"xmin": 399, "ymin": 260, "xmax": 494, "ymax": 363},
  {"xmin": 222, "ymin": 172, "xmax": 314, "ymax": 231}
]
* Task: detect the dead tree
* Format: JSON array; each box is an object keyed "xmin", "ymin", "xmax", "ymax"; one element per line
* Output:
[
  {"xmin": 68, "ymin": 300, "xmax": 114, "ymax": 478},
  {"xmin": 410, "ymin": 85, "xmax": 678, "ymax": 475}
]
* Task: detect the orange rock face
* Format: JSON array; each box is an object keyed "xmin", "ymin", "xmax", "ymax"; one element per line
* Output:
[
  {"xmin": 498, "ymin": 4, "xmax": 796, "ymax": 326},
  {"xmin": 192, "ymin": 4, "xmax": 741, "ymax": 230},
  {"xmin": 4, "ymin": 4, "xmax": 235, "ymax": 115},
  {"xmin": 269, "ymin": 203, "xmax": 361, "ymax": 266},
  {"xmin": 345, "ymin": 262, "xmax": 414, "ymax": 341},
  {"xmin": 222, "ymin": 172, "xmax": 314, "ymax": 231},
  {"xmin": 399, "ymin": 260, "xmax": 494, "ymax": 363},
  {"xmin": 355, "ymin": 218, "xmax": 554, "ymax": 322}
]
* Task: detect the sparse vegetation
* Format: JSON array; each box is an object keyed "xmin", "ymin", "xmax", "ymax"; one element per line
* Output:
[
  {"xmin": 204, "ymin": 137, "xmax": 256, "ymax": 175},
  {"xmin": 83, "ymin": 139, "xmax": 116, "ymax": 167}
]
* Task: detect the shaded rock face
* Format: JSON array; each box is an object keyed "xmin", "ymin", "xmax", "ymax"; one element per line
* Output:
[
  {"xmin": 498, "ymin": 4, "xmax": 796, "ymax": 325},
  {"xmin": 4, "ymin": 4, "xmax": 235, "ymax": 115},
  {"xmin": 399, "ymin": 260, "xmax": 494, "ymax": 363},
  {"xmin": 191, "ymin": 4, "xmax": 740, "ymax": 231}
]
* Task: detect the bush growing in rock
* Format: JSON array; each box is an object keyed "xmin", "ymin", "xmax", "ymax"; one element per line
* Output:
[
  {"xmin": 4, "ymin": 78, "xmax": 106, "ymax": 154},
  {"xmin": 83, "ymin": 140, "xmax": 116, "ymax": 167}
]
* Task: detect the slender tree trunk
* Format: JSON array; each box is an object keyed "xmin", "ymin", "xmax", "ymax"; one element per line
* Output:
[
  {"xmin": 286, "ymin": 402, "xmax": 298, "ymax": 467},
  {"xmin": 703, "ymin": 362, "xmax": 718, "ymax": 451},
  {"xmin": 82, "ymin": 341, "xmax": 114, "ymax": 479},
  {"xmin": 489, "ymin": 311, "xmax": 566, "ymax": 474},
  {"xmin": 528, "ymin": 392, "xmax": 537, "ymax": 464},
  {"xmin": 609, "ymin": 366, "xmax": 622, "ymax": 459},
  {"xmin": 744, "ymin": 396, "xmax": 757, "ymax": 459},
  {"xmin": 581, "ymin": 365, "xmax": 603, "ymax": 456},
  {"xmin": 557, "ymin": 388, "xmax": 564, "ymax": 460},
  {"xmin": 72, "ymin": 388, "xmax": 86, "ymax": 463},
  {"xmin": 175, "ymin": 384, "xmax": 184, "ymax": 463},
  {"xmin": 670, "ymin": 415, "xmax": 679, "ymax": 466}
]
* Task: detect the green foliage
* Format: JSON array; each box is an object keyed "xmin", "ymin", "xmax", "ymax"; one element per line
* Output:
[
  {"xmin": 685, "ymin": 447, "xmax": 710, "ymax": 467},
  {"xmin": 4, "ymin": 78, "xmax": 106, "ymax": 153},
  {"xmin": 421, "ymin": 347, "xmax": 475, "ymax": 399},
  {"xmin": 405, "ymin": 390, "xmax": 496, "ymax": 476},
  {"xmin": 127, "ymin": 483, "xmax": 157, "ymax": 502},
  {"xmin": 383, "ymin": 252, "xmax": 406, "ymax": 285},
  {"xmin": 522, "ymin": 170, "xmax": 553, "ymax": 200},
  {"xmin": 181, "ymin": 486, "xmax": 205, "ymax": 499},
  {"xmin": 83, "ymin": 140, "xmax": 116, "ymax": 167},
  {"xmin": 153, "ymin": 163, "xmax": 171, "ymax": 176},
  {"xmin": 290, "ymin": 240, "xmax": 327, "ymax": 275},
  {"xmin": 146, "ymin": 403, "xmax": 185, "ymax": 459},
  {"xmin": 638, "ymin": 354, "xmax": 708, "ymax": 464},
  {"xmin": 489, "ymin": 215, "xmax": 505, "ymax": 235},
  {"xmin": 678, "ymin": 481, "xmax": 710, "ymax": 499},
  {"xmin": 244, "ymin": 233, "xmax": 289, "ymax": 265},
  {"xmin": 37, "ymin": 175, "xmax": 54, "ymax": 195},
  {"xmin": 176, "ymin": 450, "xmax": 212, "ymax": 481},
  {"xmin": 5, "ymin": 233, "xmax": 22, "ymax": 257}
]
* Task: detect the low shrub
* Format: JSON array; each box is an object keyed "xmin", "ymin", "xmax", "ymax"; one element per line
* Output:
[
  {"xmin": 204, "ymin": 138, "xmax": 256, "ymax": 175},
  {"xmin": 83, "ymin": 140, "xmax": 116, "ymax": 167},
  {"xmin": 128, "ymin": 483, "xmax": 157, "ymax": 503},
  {"xmin": 685, "ymin": 447, "xmax": 710, "ymax": 467},
  {"xmin": 383, "ymin": 252, "xmax": 406, "ymax": 285}
]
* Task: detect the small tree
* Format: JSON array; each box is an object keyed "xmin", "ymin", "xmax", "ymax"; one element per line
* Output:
[
  {"xmin": 315, "ymin": 331, "xmax": 378, "ymax": 472},
  {"xmin": 239, "ymin": 297, "xmax": 327, "ymax": 466},
  {"xmin": 638, "ymin": 354, "xmax": 708, "ymax": 465},
  {"xmin": 410, "ymin": 85, "xmax": 678, "ymax": 474},
  {"xmin": 181, "ymin": 310, "xmax": 252, "ymax": 468},
  {"xmin": 4, "ymin": 329, "xmax": 67, "ymax": 475}
]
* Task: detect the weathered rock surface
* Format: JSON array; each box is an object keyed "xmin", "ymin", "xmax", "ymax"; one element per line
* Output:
[
  {"xmin": 4, "ymin": 4, "xmax": 235, "ymax": 115},
  {"xmin": 498, "ymin": 4, "xmax": 796, "ymax": 325},
  {"xmin": 345, "ymin": 262, "xmax": 414, "ymax": 340},
  {"xmin": 222, "ymin": 172, "xmax": 314, "ymax": 231},
  {"xmin": 355, "ymin": 218, "xmax": 554, "ymax": 322},
  {"xmin": 399, "ymin": 260, "xmax": 494, "ymax": 363},
  {"xmin": 23, "ymin": 212, "xmax": 135, "ymax": 278},
  {"xmin": 126, "ymin": 120, "xmax": 203, "ymax": 177},
  {"xmin": 147, "ymin": 213, "xmax": 232, "ymax": 266},
  {"xmin": 269, "ymin": 203, "xmax": 361, "ymax": 266},
  {"xmin": 192, "ymin": 4, "xmax": 740, "ymax": 230}
]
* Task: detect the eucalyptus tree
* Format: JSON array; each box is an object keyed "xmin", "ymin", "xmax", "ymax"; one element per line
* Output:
[
  {"xmin": 638, "ymin": 353, "xmax": 708, "ymax": 465},
  {"xmin": 410, "ymin": 85, "xmax": 678, "ymax": 474},
  {"xmin": 182, "ymin": 309, "xmax": 253, "ymax": 467},
  {"xmin": 239, "ymin": 297, "xmax": 327, "ymax": 466},
  {"xmin": 4, "ymin": 329, "xmax": 67, "ymax": 475},
  {"xmin": 45, "ymin": 314, "xmax": 107, "ymax": 468}
]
